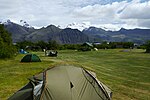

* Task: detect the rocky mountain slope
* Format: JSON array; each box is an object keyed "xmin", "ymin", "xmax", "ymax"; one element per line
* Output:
[
  {"xmin": 3, "ymin": 20, "xmax": 89, "ymax": 44},
  {"xmin": 82, "ymin": 27, "xmax": 150, "ymax": 44},
  {"xmin": 2, "ymin": 20, "xmax": 150, "ymax": 44}
]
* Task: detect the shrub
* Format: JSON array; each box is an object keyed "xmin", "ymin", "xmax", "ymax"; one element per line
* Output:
[
  {"xmin": 145, "ymin": 41, "xmax": 150, "ymax": 53},
  {"xmin": 0, "ymin": 24, "xmax": 16, "ymax": 59},
  {"xmin": 0, "ymin": 44, "xmax": 16, "ymax": 58}
]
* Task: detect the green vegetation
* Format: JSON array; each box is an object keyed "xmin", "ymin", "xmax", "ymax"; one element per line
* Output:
[
  {"xmin": 145, "ymin": 40, "xmax": 150, "ymax": 53},
  {"xmin": 16, "ymin": 40, "xmax": 136, "ymax": 51},
  {"xmin": 0, "ymin": 24, "xmax": 16, "ymax": 58},
  {"xmin": 93, "ymin": 41, "xmax": 134, "ymax": 49},
  {"xmin": 0, "ymin": 49, "xmax": 150, "ymax": 100}
]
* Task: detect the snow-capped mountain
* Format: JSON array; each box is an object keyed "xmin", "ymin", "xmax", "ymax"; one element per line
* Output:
[
  {"xmin": 2, "ymin": 19, "xmax": 12, "ymax": 25},
  {"xmin": 65, "ymin": 22, "xmax": 119, "ymax": 31},
  {"xmin": 66, "ymin": 22, "xmax": 91, "ymax": 31},
  {"xmin": 19, "ymin": 20, "xmax": 33, "ymax": 28},
  {"xmin": 94, "ymin": 24, "xmax": 120, "ymax": 31},
  {"xmin": 1, "ymin": 19, "xmax": 33, "ymax": 29},
  {"xmin": 2, "ymin": 20, "xmax": 150, "ymax": 44}
]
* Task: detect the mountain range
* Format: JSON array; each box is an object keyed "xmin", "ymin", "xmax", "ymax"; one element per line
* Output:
[{"xmin": 2, "ymin": 20, "xmax": 150, "ymax": 44}]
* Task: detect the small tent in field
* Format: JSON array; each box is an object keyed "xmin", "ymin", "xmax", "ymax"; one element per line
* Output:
[
  {"xmin": 19, "ymin": 49, "xmax": 28, "ymax": 54},
  {"xmin": 78, "ymin": 42, "xmax": 93, "ymax": 51},
  {"xmin": 48, "ymin": 51, "xmax": 58, "ymax": 57},
  {"xmin": 8, "ymin": 65, "xmax": 112, "ymax": 100},
  {"xmin": 21, "ymin": 54, "xmax": 41, "ymax": 62}
]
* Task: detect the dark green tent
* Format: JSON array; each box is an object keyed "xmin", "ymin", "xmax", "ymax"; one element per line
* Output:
[
  {"xmin": 78, "ymin": 42, "xmax": 94, "ymax": 51},
  {"xmin": 8, "ymin": 65, "xmax": 112, "ymax": 100},
  {"xmin": 21, "ymin": 54, "xmax": 41, "ymax": 62}
]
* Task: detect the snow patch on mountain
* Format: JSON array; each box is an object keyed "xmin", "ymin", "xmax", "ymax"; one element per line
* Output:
[
  {"xmin": 65, "ymin": 22, "xmax": 120, "ymax": 31},
  {"xmin": 2, "ymin": 19, "xmax": 12, "ymax": 25},
  {"xmin": 66, "ymin": 22, "xmax": 91, "ymax": 31},
  {"xmin": 1, "ymin": 19, "xmax": 34, "ymax": 29},
  {"xmin": 19, "ymin": 20, "xmax": 33, "ymax": 28},
  {"xmin": 92, "ymin": 24, "xmax": 121, "ymax": 31},
  {"xmin": 0, "ymin": 19, "xmax": 120, "ymax": 31}
]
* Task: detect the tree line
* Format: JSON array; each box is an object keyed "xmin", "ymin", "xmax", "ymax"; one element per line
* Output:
[
  {"xmin": 0, "ymin": 24, "xmax": 16, "ymax": 59},
  {"xmin": 15, "ymin": 41, "xmax": 146, "ymax": 50}
]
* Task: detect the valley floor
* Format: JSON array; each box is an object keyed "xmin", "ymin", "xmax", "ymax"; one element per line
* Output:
[{"xmin": 0, "ymin": 49, "xmax": 150, "ymax": 100}]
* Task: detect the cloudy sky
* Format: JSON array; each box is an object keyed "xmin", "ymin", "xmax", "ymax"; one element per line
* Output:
[{"xmin": 0, "ymin": 0, "xmax": 150, "ymax": 30}]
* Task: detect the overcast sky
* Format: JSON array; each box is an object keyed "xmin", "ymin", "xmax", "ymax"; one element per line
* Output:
[{"xmin": 0, "ymin": 0, "xmax": 150, "ymax": 30}]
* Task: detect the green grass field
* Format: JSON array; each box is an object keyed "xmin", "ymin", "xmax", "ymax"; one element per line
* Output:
[{"xmin": 0, "ymin": 49, "xmax": 150, "ymax": 100}]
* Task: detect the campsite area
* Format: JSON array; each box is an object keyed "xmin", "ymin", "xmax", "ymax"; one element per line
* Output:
[{"xmin": 0, "ymin": 49, "xmax": 150, "ymax": 100}]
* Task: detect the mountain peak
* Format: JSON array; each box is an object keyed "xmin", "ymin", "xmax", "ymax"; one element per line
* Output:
[
  {"xmin": 64, "ymin": 27, "xmax": 80, "ymax": 31},
  {"xmin": 119, "ymin": 28, "xmax": 126, "ymax": 31},
  {"xmin": 2, "ymin": 19, "xmax": 13, "ymax": 25},
  {"xmin": 84, "ymin": 26, "xmax": 105, "ymax": 32},
  {"xmin": 66, "ymin": 22, "xmax": 90, "ymax": 31},
  {"xmin": 46, "ymin": 24, "xmax": 57, "ymax": 28},
  {"xmin": 19, "ymin": 20, "xmax": 33, "ymax": 29}
]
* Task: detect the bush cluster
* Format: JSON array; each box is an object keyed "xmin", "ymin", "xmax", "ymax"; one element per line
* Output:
[
  {"xmin": 0, "ymin": 24, "xmax": 16, "ymax": 59},
  {"xmin": 145, "ymin": 41, "xmax": 150, "ymax": 53}
]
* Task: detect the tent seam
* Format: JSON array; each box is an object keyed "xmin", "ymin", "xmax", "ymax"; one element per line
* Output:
[
  {"xmin": 82, "ymin": 68, "xmax": 110, "ymax": 100},
  {"xmin": 39, "ymin": 71, "xmax": 47, "ymax": 100}
]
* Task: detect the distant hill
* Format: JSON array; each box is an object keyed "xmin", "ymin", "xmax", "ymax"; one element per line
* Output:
[
  {"xmin": 25, "ymin": 26, "xmax": 89, "ymax": 44},
  {"xmin": 3, "ymin": 20, "xmax": 89, "ymax": 44},
  {"xmin": 25, "ymin": 25, "xmax": 62, "ymax": 42},
  {"xmin": 56, "ymin": 28, "xmax": 89, "ymax": 44},
  {"xmin": 2, "ymin": 20, "xmax": 150, "ymax": 44},
  {"xmin": 4, "ymin": 21, "xmax": 35, "ymax": 42},
  {"xmin": 82, "ymin": 27, "xmax": 150, "ymax": 44}
]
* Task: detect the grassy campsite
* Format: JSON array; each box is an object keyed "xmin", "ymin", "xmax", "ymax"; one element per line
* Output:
[{"xmin": 0, "ymin": 49, "xmax": 150, "ymax": 100}]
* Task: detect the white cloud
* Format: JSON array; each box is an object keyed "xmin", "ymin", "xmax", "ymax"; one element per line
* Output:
[
  {"xmin": 137, "ymin": 19, "xmax": 150, "ymax": 27},
  {"xmin": 72, "ymin": 0, "xmax": 150, "ymax": 29},
  {"xmin": 0, "ymin": 0, "xmax": 23, "ymax": 20},
  {"xmin": 0, "ymin": 0, "xmax": 150, "ymax": 30},
  {"xmin": 119, "ymin": 1, "xmax": 150, "ymax": 19},
  {"xmin": 72, "ymin": 1, "xmax": 128, "ymax": 19}
]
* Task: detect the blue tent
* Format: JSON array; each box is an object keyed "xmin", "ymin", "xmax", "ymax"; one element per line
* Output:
[{"xmin": 19, "ymin": 49, "xmax": 28, "ymax": 54}]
